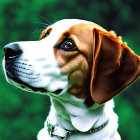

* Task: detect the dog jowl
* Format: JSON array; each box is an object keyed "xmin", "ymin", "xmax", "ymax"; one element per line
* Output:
[{"xmin": 3, "ymin": 19, "xmax": 140, "ymax": 140}]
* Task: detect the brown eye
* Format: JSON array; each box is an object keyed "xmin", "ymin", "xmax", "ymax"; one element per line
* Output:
[{"xmin": 60, "ymin": 39, "xmax": 77, "ymax": 51}]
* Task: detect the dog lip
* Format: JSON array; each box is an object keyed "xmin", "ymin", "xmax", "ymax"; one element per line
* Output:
[
  {"xmin": 53, "ymin": 89, "xmax": 63, "ymax": 94},
  {"xmin": 6, "ymin": 71, "xmax": 47, "ymax": 93}
]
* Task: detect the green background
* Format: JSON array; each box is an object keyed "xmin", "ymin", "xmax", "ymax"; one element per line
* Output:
[{"xmin": 0, "ymin": 0, "xmax": 140, "ymax": 139}]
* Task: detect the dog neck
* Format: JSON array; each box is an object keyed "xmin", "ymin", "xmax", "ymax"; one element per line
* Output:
[{"xmin": 48, "ymin": 92, "xmax": 114, "ymax": 132}]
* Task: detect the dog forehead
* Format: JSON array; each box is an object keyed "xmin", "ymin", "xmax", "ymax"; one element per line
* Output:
[
  {"xmin": 51, "ymin": 19, "xmax": 105, "ymax": 32},
  {"xmin": 51, "ymin": 19, "xmax": 91, "ymax": 30},
  {"xmin": 47, "ymin": 19, "xmax": 106, "ymax": 44},
  {"xmin": 48, "ymin": 19, "xmax": 91, "ymax": 40}
]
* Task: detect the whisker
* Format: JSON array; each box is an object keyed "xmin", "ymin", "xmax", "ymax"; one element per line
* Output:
[
  {"xmin": 31, "ymin": 29, "xmax": 44, "ymax": 35},
  {"xmin": 35, "ymin": 22, "xmax": 49, "ymax": 28},
  {"xmin": 39, "ymin": 15, "xmax": 52, "ymax": 25}
]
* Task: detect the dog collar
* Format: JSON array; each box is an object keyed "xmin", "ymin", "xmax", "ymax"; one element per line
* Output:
[{"xmin": 46, "ymin": 119, "xmax": 109, "ymax": 140}]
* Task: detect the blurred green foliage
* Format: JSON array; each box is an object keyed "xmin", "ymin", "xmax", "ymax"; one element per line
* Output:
[{"xmin": 0, "ymin": 0, "xmax": 140, "ymax": 139}]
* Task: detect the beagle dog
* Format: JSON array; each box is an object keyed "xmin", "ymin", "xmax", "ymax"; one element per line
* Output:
[{"xmin": 3, "ymin": 19, "xmax": 140, "ymax": 140}]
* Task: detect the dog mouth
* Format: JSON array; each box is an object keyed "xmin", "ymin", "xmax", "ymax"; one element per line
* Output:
[
  {"xmin": 6, "ymin": 70, "xmax": 47, "ymax": 93},
  {"xmin": 6, "ymin": 70, "xmax": 63, "ymax": 95},
  {"xmin": 3, "ymin": 56, "xmax": 63, "ymax": 95},
  {"xmin": 3, "ymin": 56, "xmax": 48, "ymax": 93}
]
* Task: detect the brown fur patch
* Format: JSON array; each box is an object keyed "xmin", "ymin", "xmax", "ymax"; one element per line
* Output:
[
  {"xmin": 41, "ymin": 22, "xmax": 140, "ymax": 107},
  {"xmin": 40, "ymin": 28, "xmax": 52, "ymax": 40},
  {"xmin": 53, "ymin": 23, "xmax": 105, "ymax": 106}
]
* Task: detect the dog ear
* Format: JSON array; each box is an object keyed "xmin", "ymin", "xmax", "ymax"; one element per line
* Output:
[{"xmin": 90, "ymin": 28, "xmax": 140, "ymax": 104}]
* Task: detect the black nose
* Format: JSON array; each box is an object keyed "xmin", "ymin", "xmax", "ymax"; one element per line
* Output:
[{"xmin": 4, "ymin": 43, "xmax": 22, "ymax": 61}]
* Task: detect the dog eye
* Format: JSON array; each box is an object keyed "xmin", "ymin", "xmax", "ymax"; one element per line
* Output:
[{"xmin": 60, "ymin": 39, "xmax": 77, "ymax": 51}]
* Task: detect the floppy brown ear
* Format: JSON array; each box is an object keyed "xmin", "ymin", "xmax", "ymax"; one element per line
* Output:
[{"xmin": 90, "ymin": 28, "xmax": 140, "ymax": 104}]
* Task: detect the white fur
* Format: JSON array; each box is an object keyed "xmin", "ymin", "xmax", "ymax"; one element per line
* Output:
[
  {"xmin": 4, "ymin": 19, "xmax": 89, "ymax": 93},
  {"xmin": 4, "ymin": 19, "xmax": 121, "ymax": 140},
  {"xmin": 37, "ymin": 99, "xmax": 120, "ymax": 140}
]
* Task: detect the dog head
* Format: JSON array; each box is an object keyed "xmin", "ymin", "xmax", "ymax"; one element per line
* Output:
[{"xmin": 3, "ymin": 19, "xmax": 140, "ymax": 106}]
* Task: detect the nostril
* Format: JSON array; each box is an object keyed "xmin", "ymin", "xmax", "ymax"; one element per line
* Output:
[
  {"xmin": 4, "ymin": 48, "xmax": 22, "ymax": 57},
  {"xmin": 4, "ymin": 43, "xmax": 22, "ymax": 61}
]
